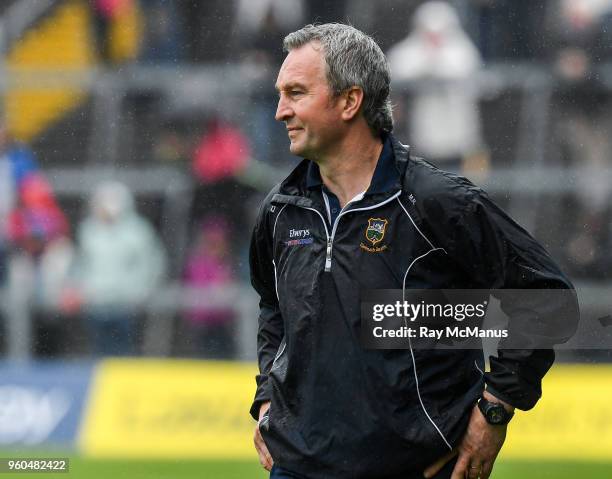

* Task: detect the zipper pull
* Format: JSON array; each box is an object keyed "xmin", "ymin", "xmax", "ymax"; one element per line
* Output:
[{"xmin": 325, "ymin": 237, "xmax": 332, "ymax": 271}]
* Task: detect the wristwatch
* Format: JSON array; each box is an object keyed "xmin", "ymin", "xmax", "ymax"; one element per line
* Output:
[{"xmin": 477, "ymin": 397, "xmax": 514, "ymax": 425}]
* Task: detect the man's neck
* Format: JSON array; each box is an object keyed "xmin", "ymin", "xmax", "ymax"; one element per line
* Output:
[{"xmin": 317, "ymin": 129, "xmax": 383, "ymax": 208}]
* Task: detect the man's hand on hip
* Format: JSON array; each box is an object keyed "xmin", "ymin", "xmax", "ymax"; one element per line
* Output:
[
  {"xmin": 254, "ymin": 401, "xmax": 274, "ymax": 471},
  {"xmin": 424, "ymin": 391, "xmax": 511, "ymax": 479}
]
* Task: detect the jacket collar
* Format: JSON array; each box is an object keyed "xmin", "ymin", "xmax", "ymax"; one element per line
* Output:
[{"xmin": 277, "ymin": 133, "xmax": 410, "ymax": 201}]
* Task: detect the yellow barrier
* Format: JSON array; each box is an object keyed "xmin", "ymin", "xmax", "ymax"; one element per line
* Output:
[
  {"xmin": 79, "ymin": 359, "xmax": 258, "ymax": 459},
  {"xmin": 80, "ymin": 360, "xmax": 612, "ymax": 461},
  {"xmin": 501, "ymin": 364, "xmax": 612, "ymax": 461}
]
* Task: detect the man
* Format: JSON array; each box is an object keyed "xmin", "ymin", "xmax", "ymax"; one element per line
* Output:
[{"xmin": 249, "ymin": 23, "xmax": 578, "ymax": 479}]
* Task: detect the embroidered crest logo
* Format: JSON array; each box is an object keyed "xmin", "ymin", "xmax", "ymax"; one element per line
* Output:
[{"xmin": 365, "ymin": 218, "xmax": 388, "ymax": 245}]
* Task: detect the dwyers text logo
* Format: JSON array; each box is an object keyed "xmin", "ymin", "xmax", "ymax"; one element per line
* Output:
[
  {"xmin": 289, "ymin": 228, "xmax": 310, "ymax": 238},
  {"xmin": 286, "ymin": 228, "xmax": 313, "ymax": 247}
]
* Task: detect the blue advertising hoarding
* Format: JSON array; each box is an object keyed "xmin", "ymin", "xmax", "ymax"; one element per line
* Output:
[{"xmin": 0, "ymin": 362, "xmax": 93, "ymax": 447}]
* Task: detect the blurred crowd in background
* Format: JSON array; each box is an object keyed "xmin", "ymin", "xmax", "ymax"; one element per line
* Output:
[{"xmin": 0, "ymin": 0, "xmax": 611, "ymax": 361}]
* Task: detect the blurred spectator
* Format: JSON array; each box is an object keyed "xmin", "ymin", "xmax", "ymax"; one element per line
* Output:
[
  {"xmin": 548, "ymin": 0, "xmax": 612, "ymax": 77},
  {"xmin": 0, "ymin": 127, "xmax": 70, "ymax": 356},
  {"xmin": 236, "ymin": 0, "xmax": 305, "ymax": 165},
  {"xmin": 182, "ymin": 216, "xmax": 236, "ymax": 359},
  {"xmin": 91, "ymin": 0, "xmax": 114, "ymax": 62},
  {"xmin": 68, "ymin": 181, "xmax": 166, "ymax": 356},
  {"xmin": 139, "ymin": 0, "xmax": 183, "ymax": 63},
  {"xmin": 387, "ymin": 1, "xmax": 487, "ymax": 173},
  {"xmin": 17, "ymin": 234, "xmax": 75, "ymax": 358},
  {"xmin": 7, "ymin": 174, "xmax": 71, "ymax": 356},
  {"xmin": 190, "ymin": 116, "xmax": 253, "ymax": 224},
  {"xmin": 90, "ymin": 0, "xmax": 143, "ymax": 64},
  {"xmin": 7, "ymin": 175, "xmax": 69, "ymax": 258},
  {"xmin": 0, "ymin": 122, "xmax": 38, "ymax": 286},
  {"xmin": 461, "ymin": 0, "xmax": 548, "ymax": 61},
  {"xmin": 192, "ymin": 117, "xmax": 250, "ymax": 184},
  {"xmin": 546, "ymin": 0, "xmax": 612, "ymax": 276},
  {"xmin": 236, "ymin": 0, "xmax": 304, "ymax": 66}
]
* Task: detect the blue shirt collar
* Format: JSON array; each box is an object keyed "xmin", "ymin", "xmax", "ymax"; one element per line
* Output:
[{"xmin": 305, "ymin": 133, "xmax": 399, "ymax": 195}]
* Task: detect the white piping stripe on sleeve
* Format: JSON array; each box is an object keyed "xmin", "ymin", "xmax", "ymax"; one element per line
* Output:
[
  {"xmin": 403, "ymin": 247, "xmax": 453, "ymax": 451},
  {"xmin": 271, "ymin": 204, "xmax": 288, "ymax": 302},
  {"xmin": 407, "ymin": 337, "xmax": 453, "ymax": 450},
  {"xmin": 270, "ymin": 205, "xmax": 288, "ymax": 368},
  {"xmin": 397, "ymin": 197, "xmax": 443, "ymax": 252},
  {"xmin": 272, "ymin": 259, "xmax": 280, "ymax": 301},
  {"xmin": 272, "ymin": 203, "xmax": 288, "ymax": 239},
  {"xmin": 273, "ymin": 341, "xmax": 286, "ymax": 363},
  {"xmin": 402, "ymin": 248, "xmax": 446, "ymax": 288}
]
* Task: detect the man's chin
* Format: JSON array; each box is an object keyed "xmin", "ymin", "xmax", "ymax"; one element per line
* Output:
[{"xmin": 289, "ymin": 141, "xmax": 305, "ymax": 157}]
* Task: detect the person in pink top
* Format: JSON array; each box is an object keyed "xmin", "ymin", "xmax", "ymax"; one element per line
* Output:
[{"xmin": 183, "ymin": 216, "xmax": 236, "ymax": 358}]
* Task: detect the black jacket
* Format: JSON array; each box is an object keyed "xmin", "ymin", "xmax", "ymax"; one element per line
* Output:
[{"xmin": 249, "ymin": 136, "xmax": 578, "ymax": 478}]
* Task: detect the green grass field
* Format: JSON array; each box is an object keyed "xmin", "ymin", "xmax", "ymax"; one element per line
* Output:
[{"xmin": 1, "ymin": 454, "xmax": 611, "ymax": 479}]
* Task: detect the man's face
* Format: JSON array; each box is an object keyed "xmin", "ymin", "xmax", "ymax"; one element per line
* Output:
[{"xmin": 275, "ymin": 42, "xmax": 344, "ymax": 160}]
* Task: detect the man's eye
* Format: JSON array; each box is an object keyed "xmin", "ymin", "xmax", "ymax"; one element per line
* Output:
[{"xmin": 290, "ymin": 90, "xmax": 303, "ymax": 96}]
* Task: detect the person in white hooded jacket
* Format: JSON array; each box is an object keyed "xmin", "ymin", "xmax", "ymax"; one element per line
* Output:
[
  {"xmin": 387, "ymin": 1, "xmax": 485, "ymax": 173},
  {"xmin": 73, "ymin": 181, "xmax": 167, "ymax": 355}
]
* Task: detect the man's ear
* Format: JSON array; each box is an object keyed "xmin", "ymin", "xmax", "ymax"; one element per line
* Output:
[{"xmin": 341, "ymin": 86, "xmax": 364, "ymax": 121}]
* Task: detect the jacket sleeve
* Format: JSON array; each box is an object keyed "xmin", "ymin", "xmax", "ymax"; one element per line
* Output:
[
  {"xmin": 249, "ymin": 199, "xmax": 284, "ymax": 420},
  {"xmin": 424, "ymin": 185, "xmax": 579, "ymax": 410}
]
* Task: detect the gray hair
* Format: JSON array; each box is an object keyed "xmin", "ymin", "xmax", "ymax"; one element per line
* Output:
[{"xmin": 283, "ymin": 23, "xmax": 393, "ymax": 135}]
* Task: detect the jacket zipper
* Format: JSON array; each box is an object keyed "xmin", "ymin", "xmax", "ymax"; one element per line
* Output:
[
  {"xmin": 293, "ymin": 191, "xmax": 402, "ymax": 272},
  {"xmin": 325, "ymin": 237, "xmax": 333, "ymax": 271}
]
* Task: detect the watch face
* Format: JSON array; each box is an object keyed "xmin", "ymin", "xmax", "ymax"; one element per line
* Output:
[
  {"xmin": 489, "ymin": 407, "xmax": 504, "ymax": 424},
  {"xmin": 479, "ymin": 398, "xmax": 512, "ymax": 425}
]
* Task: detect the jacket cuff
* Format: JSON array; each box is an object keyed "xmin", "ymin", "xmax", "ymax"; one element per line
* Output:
[
  {"xmin": 249, "ymin": 374, "xmax": 272, "ymax": 421},
  {"xmin": 484, "ymin": 357, "xmax": 546, "ymax": 411}
]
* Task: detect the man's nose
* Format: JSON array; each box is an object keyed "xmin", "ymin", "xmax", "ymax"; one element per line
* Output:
[{"xmin": 275, "ymin": 96, "xmax": 292, "ymax": 122}]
